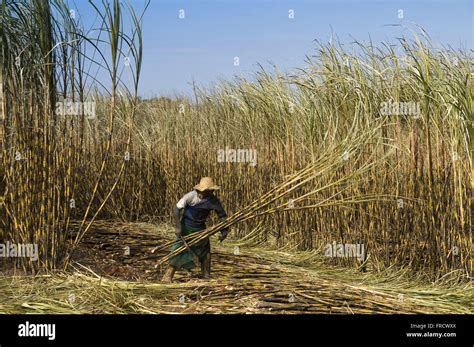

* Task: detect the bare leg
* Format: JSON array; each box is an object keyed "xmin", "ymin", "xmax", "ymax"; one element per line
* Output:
[
  {"xmin": 201, "ymin": 252, "xmax": 211, "ymax": 279},
  {"xmin": 162, "ymin": 265, "xmax": 176, "ymax": 283}
]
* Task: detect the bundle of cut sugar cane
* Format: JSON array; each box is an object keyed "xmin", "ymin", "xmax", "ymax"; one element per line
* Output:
[{"xmin": 156, "ymin": 125, "xmax": 393, "ymax": 266}]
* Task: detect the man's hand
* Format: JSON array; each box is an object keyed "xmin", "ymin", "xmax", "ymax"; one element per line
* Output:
[{"xmin": 219, "ymin": 229, "xmax": 229, "ymax": 242}]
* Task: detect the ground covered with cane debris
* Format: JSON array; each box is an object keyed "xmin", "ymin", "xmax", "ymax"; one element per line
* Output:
[{"xmin": 0, "ymin": 221, "xmax": 472, "ymax": 314}]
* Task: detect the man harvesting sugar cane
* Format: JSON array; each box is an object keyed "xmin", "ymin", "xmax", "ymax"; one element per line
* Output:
[{"xmin": 162, "ymin": 177, "xmax": 229, "ymax": 282}]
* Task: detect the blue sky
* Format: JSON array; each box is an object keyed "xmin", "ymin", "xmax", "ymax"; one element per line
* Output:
[{"xmin": 73, "ymin": 0, "xmax": 473, "ymax": 98}]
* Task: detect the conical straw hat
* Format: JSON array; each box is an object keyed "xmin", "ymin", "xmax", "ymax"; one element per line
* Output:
[{"xmin": 194, "ymin": 177, "xmax": 220, "ymax": 191}]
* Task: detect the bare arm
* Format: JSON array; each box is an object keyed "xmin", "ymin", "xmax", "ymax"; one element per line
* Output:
[
  {"xmin": 174, "ymin": 206, "xmax": 183, "ymax": 237},
  {"xmin": 214, "ymin": 199, "xmax": 229, "ymax": 241}
]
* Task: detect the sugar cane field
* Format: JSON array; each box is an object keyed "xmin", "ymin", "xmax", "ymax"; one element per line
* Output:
[{"xmin": 0, "ymin": 0, "xmax": 473, "ymax": 318}]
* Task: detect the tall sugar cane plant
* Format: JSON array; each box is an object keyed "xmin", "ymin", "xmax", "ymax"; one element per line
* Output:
[{"xmin": 0, "ymin": 0, "xmax": 147, "ymax": 272}]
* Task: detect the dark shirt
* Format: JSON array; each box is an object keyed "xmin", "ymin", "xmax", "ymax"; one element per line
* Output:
[{"xmin": 176, "ymin": 190, "xmax": 227, "ymax": 229}]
